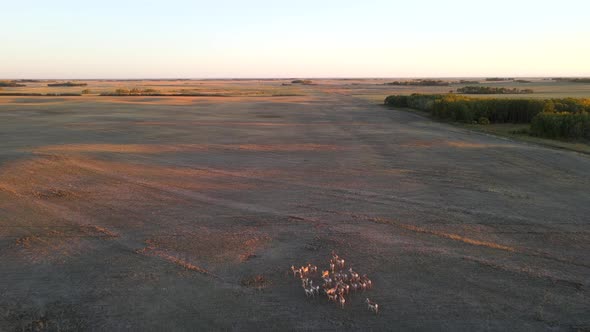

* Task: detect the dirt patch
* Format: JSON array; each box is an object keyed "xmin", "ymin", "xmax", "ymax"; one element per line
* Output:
[
  {"xmin": 139, "ymin": 227, "xmax": 271, "ymax": 266},
  {"xmin": 240, "ymin": 275, "xmax": 270, "ymax": 289},
  {"xmin": 31, "ymin": 188, "xmax": 76, "ymax": 199},
  {"xmin": 136, "ymin": 241, "xmax": 217, "ymax": 277},
  {"xmin": 10, "ymin": 228, "xmax": 102, "ymax": 264}
]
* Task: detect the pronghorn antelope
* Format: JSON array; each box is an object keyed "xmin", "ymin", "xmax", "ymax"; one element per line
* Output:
[
  {"xmin": 335, "ymin": 271, "xmax": 348, "ymax": 280},
  {"xmin": 366, "ymin": 298, "xmax": 379, "ymax": 314},
  {"xmin": 291, "ymin": 265, "xmax": 302, "ymax": 277},
  {"xmin": 360, "ymin": 281, "xmax": 367, "ymax": 291},
  {"xmin": 331, "ymin": 250, "xmax": 339, "ymax": 260},
  {"xmin": 307, "ymin": 263, "xmax": 318, "ymax": 273},
  {"xmin": 300, "ymin": 266, "xmax": 310, "ymax": 276},
  {"xmin": 338, "ymin": 295, "xmax": 346, "ymax": 309},
  {"xmin": 337, "ymin": 258, "xmax": 345, "ymax": 268},
  {"xmin": 327, "ymin": 293, "xmax": 338, "ymax": 303},
  {"xmin": 325, "ymin": 287, "xmax": 338, "ymax": 296},
  {"xmin": 304, "ymin": 287, "xmax": 315, "ymax": 298},
  {"xmin": 349, "ymin": 268, "xmax": 359, "ymax": 280},
  {"xmin": 362, "ymin": 275, "xmax": 372, "ymax": 289},
  {"xmin": 301, "ymin": 277, "xmax": 310, "ymax": 288},
  {"xmin": 311, "ymin": 285, "xmax": 320, "ymax": 296}
]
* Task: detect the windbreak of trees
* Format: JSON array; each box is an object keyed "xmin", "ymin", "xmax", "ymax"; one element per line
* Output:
[
  {"xmin": 384, "ymin": 94, "xmax": 590, "ymax": 139},
  {"xmin": 457, "ymin": 86, "xmax": 534, "ymax": 94},
  {"xmin": 291, "ymin": 80, "xmax": 313, "ymax": 85},
  {"xmin": 0, "ymin": 93, "xmax": 81, "ymax": 96},
  {"xmin": 485, "ymin": 78, "xmax": 514, "ymax": 81},
  {"xmin": 384, "ymin": 94, "xmax": 444, "ymax": 111},
  {"xmin": 100, "ymin": 88, "xmax": 161, "ymax": 96},
  {"xmin": 430, "ymin": 95, "xmax": 544, "ymax": 123},
  {"xmin": 384, "ymin": 80, "xmax": 450, "ymax": 86},
  {"xmin": 553, "ymin": 78, "xmax": 590, "ymax": 83},
  {"xmin": 0, "ymin": 81, "xmax": 26, "ymax": 87},
  {"xmin": 48, "ymin": 82, "xmax": 88, "ymax": 87}
]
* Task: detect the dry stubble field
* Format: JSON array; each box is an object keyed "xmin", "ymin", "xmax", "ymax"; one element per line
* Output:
[{"xmin": 0, "ymin": 80, "xmax": 589, "ymax": 331}]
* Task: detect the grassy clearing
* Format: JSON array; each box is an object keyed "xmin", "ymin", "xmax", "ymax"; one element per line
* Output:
[
  {"xmin": 393, "ymin": 107, "xmax": 590, "ymax": 155},
  {"xmin": 460, "ymin": 123, "xmax": 590, "ymax": 155}
]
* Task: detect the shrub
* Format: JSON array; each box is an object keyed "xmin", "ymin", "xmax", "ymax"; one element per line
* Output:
[
  {"xmin": 478, "ymin": 117, "xmax": 490, "ymax": 125},
  {"xmin": 81, "ymin": 89, "xmax": 92, "ymax": 94},
  {"xmin": 511, "ymin": 128, "xmax": 529, "ymax": 135}
]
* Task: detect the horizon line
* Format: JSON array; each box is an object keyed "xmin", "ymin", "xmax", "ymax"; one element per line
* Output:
[{"xmin": 2, "ymin": 76, "xmax": 589, "ymax": 81}]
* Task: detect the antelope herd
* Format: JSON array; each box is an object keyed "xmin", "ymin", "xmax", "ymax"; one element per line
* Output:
[{"xmin": 290, "ymin": 251, "xmax": 379, "ymax": 314}]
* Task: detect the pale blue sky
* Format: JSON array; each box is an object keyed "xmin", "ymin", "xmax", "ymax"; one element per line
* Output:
[{"xmin": 1, "ymin": 0, "xmax": 589, "ymax": 78}]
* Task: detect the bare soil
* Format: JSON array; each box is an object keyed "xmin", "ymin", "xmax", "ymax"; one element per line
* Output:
[{"xmin": 0, "ymin": 81, "xmax": 589, "ymax": 331}]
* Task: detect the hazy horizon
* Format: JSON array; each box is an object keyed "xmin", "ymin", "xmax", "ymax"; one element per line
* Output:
[
  {"xmin": 2, "ymin": 0, "xmax": 589, "ymax": 79},
  {"xmin": 1, "ymin": 76, "xmax": 588, "ymax": 81}
]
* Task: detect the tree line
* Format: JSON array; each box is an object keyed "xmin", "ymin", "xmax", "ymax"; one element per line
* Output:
[
  {"xmin": 48, "ymin": 82, "xmax": 88, "ymax": 87},
  {"xmin": 384, "ymin": 80, "xmax": 450, "ymax": 86},
  {"xmin": 100, "ymin": 88, "xmax": 160, "ymax": 96},
  {"xmin": 0, "ymin": 81, "xmax": 26, "ymax": 87},
  {"xmin": 457, "ymin": 86, "xmax": 534, "ymax": 94},
  {"xmin": 553, "ymin": 78, "xmax": 590, "ymax": 83},
  {"xmin": 384, "ymin": 94, "xmax": 590, "ymax": 139}
]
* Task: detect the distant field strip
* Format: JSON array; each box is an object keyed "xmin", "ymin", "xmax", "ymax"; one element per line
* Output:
[{"xmin": 32, "ymin": 143, "xmax": 346, "ymax": 154}]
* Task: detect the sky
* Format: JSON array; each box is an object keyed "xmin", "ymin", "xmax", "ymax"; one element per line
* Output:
[{"xmin": 1, "ymin": 0, "xmax": 589, "ymax": 79}]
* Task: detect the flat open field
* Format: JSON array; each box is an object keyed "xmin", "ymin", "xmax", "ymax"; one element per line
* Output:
[{"xmin": 1, "ymin": 80, "xmax": 589, "ymax": 331}]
